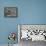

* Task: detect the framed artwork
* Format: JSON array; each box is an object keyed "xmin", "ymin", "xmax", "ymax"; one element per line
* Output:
[{"xmin": 4, "ymin": 7, "xmax": 18, "ymax": 17}]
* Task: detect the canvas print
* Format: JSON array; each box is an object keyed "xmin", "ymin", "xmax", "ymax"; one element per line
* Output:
[{"xmin": 4, "ymin": 7, "xmax": 18, "ymax": 17}]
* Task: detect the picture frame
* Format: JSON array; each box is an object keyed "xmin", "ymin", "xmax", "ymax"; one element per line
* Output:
[{"xmin": 4, "ymin": 7, "xmax": 18, "ymax": 17}]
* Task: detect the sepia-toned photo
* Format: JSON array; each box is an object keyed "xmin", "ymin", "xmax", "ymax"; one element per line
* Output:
[{"xmin": 4, "ymin": 7, "xmax": 18, "ymax": 17}]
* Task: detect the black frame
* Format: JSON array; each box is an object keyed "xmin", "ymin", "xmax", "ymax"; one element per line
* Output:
[{"xmin": 4, "ymin": 7, "xmax": 18, "ymax": 17}]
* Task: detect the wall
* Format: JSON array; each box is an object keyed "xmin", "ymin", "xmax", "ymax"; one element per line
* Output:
[{"xmin": 0, "ymin": 0, "xmax": 46, "ymax": 44}]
